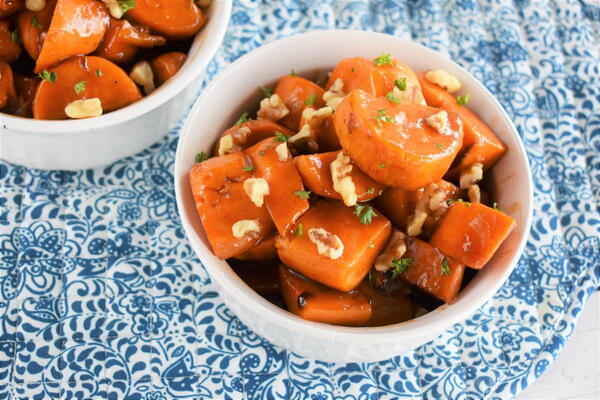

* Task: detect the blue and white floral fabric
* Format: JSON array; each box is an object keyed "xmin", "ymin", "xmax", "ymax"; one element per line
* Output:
[{"xmin": 1, "ymin": 0, "xmax": 599, "ymax": 399}]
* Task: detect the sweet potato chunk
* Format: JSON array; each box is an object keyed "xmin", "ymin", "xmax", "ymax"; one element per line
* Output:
[
  {"xmin": 151, "ymin": 52, "xmax": 187, "ymax": 85},
  {"xmin": 276, "ymin": 199, "xmax": 391, "ymax": 292},
  {"xmin": 429, "ymin": 202, "xmax": 516, "ymax": 269},
  {"xmin": 246, "ymin": 138, "xmax": 309, "ymax": 235},
  {"xmin": 189, "ymin": 152, "xmax": 275, "ymax": 259},
  {"xmin": 327, "ymin": 56, "xmax": 426, "ymax": 105},
  {"xmin": 234, "ymin": 233, "xmax": 277, "ymax": 262},
  {"xmin": 0, "ymin": 20, "xmax": 21, "ymax": 63},
  {"xmin": 213, "ymin": 119, "xmax": 295, "ymax": 156},
  {"xmin": 333, "ymin": 90, "xmax": 463, "ymax": 190},
  {"xmin": 279, "ymin": 266, "xmax": 371, "ymax": 326},
  {"xmin": 418, "ymin": 73, "xmax": 507, "ymax": 177},
  {"xmin": 95, "ymin": 18, "xmax": 166, "ymax": 64},
  {"xmin": 16, "ymin": 0, "xmax": 55, "ymax": 61},
  {"xmin": 400, "ymin": 237, "xmax": 465, "ymax": 303},
  {"xmin": 127, "ymin": 0, "xmax": 206, "ymax": 39},
  {"xmin": 295, "ymin": 151, "xmax": 385, "ymax": 202},
  {"xmin": 274, "ymin": 75, "xmax": 325, "ymax": 130},
  {"xmin": 0, "ymin": 0, "xmax": 23, "ymax": 18},
  {"xmin": 0, "ymin": 60, "xmax": 16, "ymax": 108}
]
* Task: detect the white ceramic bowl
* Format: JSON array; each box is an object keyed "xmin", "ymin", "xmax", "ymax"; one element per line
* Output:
[
  {"xmin": 0, "ymin": 0, "xmax": 231, "ymax": 171},
  {"xmin": 175, "ymin": 30, "xmax": 533, "ymax": 363}
]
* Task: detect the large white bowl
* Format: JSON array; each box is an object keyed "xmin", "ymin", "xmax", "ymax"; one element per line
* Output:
[
  {"xmin": 175, "ymin": 30, "xmax": 533, "ymax": 363},
  {"xmin": 0, "ymin": 0, "xmax": 232, "ymax": 171}
]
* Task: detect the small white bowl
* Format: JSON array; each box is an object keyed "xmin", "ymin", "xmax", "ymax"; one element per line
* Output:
[
  {"xmin": 175, "ymin": 30, "xmax": 533, "ymax": 363},
  {"xmin": 0, "ymin": 0, "xmax": 232, "ymax": 171}
]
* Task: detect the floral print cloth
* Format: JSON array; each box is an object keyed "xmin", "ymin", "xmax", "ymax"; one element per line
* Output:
[{"xmin": 1, "ymin": 0, "xmax": 599, "ymax": 399}]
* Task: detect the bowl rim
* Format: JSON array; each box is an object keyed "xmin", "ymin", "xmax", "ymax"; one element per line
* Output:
[
  {"xmin": 175, "ymin": 29, "xmax": 534, "ymax": 342},
  {"xmin": 0, "ymin": 0, "xmax": 232, "ymax": 135}
]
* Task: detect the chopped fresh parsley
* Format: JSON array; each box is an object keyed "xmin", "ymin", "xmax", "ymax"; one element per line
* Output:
[
  {"xmin": 195, "ymin": 151, "xmax": 208, "ymax": 163},
  {"xmin": 118, "ymin": 0, "xmax": 136, "ymax": 13},
  {"xmin": 354, "ymin": 204, "xmax": 377, "ymax": 225},
  {"xmin": 274, "ymin": 131, "xmax": 288, "ymax": 142},
  {"xmin": 242, "ymin": 165, "xmax": 255, "ymax": 171},
  {"xmin": 391, "ymin": 257, "xmax": 413, "ymax": 279},
  {"xmin": 373, "ymin": 53, "xmax": 392, "ymax": 66},
  {"xmin": 96, "ymin": 70, "xmax": 103, "ymax": 77},
  {"xmin": 259, "ymin": 150, "xmax": 265, "ymax": 156},
  {"xmin": 394, "ymin": 77, "xmax": 407, "ymax": 91},
  {"xmin": 38, "ymin": 70, "xmax": 57, "ymax": 83},
  {"xmin": 436, "ymin": 143, "xmax": 445, "ymax": 150},
  {"xmin": 74, "ymin": 81, "xmax": 87, "ymax": 95},
  {"xmin": 447, "ymin": 198, "xmax": 470, "ymax": 207},
  {"xmin": 293, "ymin": 190, "xmax": 311, "ymax": 200},
  {"xmin": 368, "ymin": 270, "xmax": 375, "ymax": 285},
  {"xmin": 456, "ymin": 94, "xmax": 470, "ymax": 106},
  {"xmin": 290, "ymin": 69, "xmax": 297, "ymax": 76},
  {"xmin": 378, "ymin": 162, "xmax": 386, "ymax": 168},
  {"xmin": 441, "ymin": 258, "xmax": 451, "ymax": 275},
  {"xmin": 492, "ymin": 202, "xmax": 501, "ymax": 211},
  {"xmin": 259, "ymin": 86, "xmax": 273, "ymax": 98},
  {"xmin": 11, "ymin": 30, "xmax": 19, "ymax": 44},
  {"xmin": 375, "ymin": 108, "xmax": 392, "ymax": 123},
  {"xmin": 295, "ymin": 223, "xmax": 303, "ymax": 237},
  {"xmin": 30, "ymin": 16, "xmax": 42, "ymax": 28},
  {"xmin": 304, "ymin": 93, "xmax": 317, "ymax": 106},
  {"xmin": 351, "ymin": 67, "xmax": 355, "ymax": 72},
  {"xmin": 234, "ymin": 112, "xmax": 249, "ymax": 126},
  {"xmin": 386, "ymin": 91, "xmax": 401, "ymax": 104},
  {"xmin": 365, "ymin": 188, "xmax": 375, "ymax": 195}
]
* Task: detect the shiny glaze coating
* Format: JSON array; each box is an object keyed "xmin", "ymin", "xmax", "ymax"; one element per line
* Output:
[
  {"xmin": 16, "ymin": 0, "xmax": 55, "ymax": 60},
  {"xmin": 95, "ymin": 18, "xmax": 165, "ymax": 64},
  {"xmin": 233, "ymin": 262, "xmax": 280, "ymax": 297},
  {"xmin": 234, "ymin": 233, "xmax": 278, "ymax": 262},
  {"xmin": 0, "ymin": 20, "xmax": 21, "ymax": 63},
  {"xmin": 151, "ymin": 51, "xmax": 187, "ymax": 85},
  {"xmin": 274, "ymin": 75, "xmax": 325, "ymax": 130},
  {"xmin": 127, "ymin": 0, "xmax": 205, "ymax": 39},
  {"xmin": 212, "ymin": 119, "xmax": 295, "ymax": 156},
  {"xmin": 0, "ymin": 0, "xmax": 23, "ymax": 18}
]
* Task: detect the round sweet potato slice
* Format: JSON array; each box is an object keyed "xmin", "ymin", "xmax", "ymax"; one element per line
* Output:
[
  {"xmin": 95, "ymin": 18, "xmax": 166, "ymax": 64},
  {"xmin": 126, "ymin": 0, "xmax": 205, "ymax": 39},
  {"xmin": 0, "ymin": 60, "xmax": 16, "ymax": 108},
  {"xmin": 16, "ymin": 0, "xmax": 56, "ymax": 60},
  {"xmin": 151, "ymin": 52, "xmax": 187, "ymax": 85},
  {"xmin": 0, "ymin": 20, "xmax": 21, "ymax": 63}
]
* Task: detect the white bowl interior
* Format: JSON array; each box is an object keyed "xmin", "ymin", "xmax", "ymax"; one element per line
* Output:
[{"xmin": 175, "ymin": 30, "xmax": 533, "ymax": 360}]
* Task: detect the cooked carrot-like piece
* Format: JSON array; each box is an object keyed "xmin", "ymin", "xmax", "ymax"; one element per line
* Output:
[
  {"xmin": 295, "ymin": 151, "xmax": 385, "ymax": 202},
  {"xmin": 95, "ymin": 18, "xmax": 166, "ymax": 64},
  {"xmin": 213, "ymin": 119, "xmax": 295, "ymax": 156},
  {"xmin": 245, "ymin": 138, "xmax": 309, "ymax": 236},
  {"xmin": 279, "ymin": 266, "xmax": 372, "ymax": 326},
  {"xmin": 276, "ymin": 199, "xmax": 391, "ymax": 292},
  {"xmin": 0, "ymin": 60, "xmax": 16, "ymax": 108},
  {"xmin": 327, "ymin": 56, "xmax": 426, "ymax": 105},
  {"xmin": 0, "ymin": 0, "xmax": 23, "ymax": 18},
  {"xmin": 0, "ymin": 20, "xmax": 21, "ymax": 63},
  {"xmin": 189, "ymin": 152, "xmax": 275, "ymax": 259},
  {"xmin": 151, "ymin": 52, "xmax": 187, "ymax": 85},
  {"xmin": 127, "ymin": 0, "xmax": 206, "ymax": 39},
  {"xmin": 2, "ymin": 74, "xmax": 39, "ymax": 117},
  {"xmin": 34, "ymin": 0, "xmax": 109, "ymax": 73},
  {"xmin": 32, "ymin": 56, "xmax": 141, "ymax": 119},
  {"xmin": 234, "ymin": 233, "xmax": 278, "ymax": 262},
  {"xmin": 417, "ymin": 73, "xmax": 507, "ymax": 177},
  {"xmin": 333, "ymin": 90, "xmax": 464, "ymax": 190},
  {"xmin": 16, "ymin": 0, "xmax": 55, "ymax": 61},
  {"xmin": 274, "ymin": 75, "xmax": 325, "ymax": 131},
  {"xmin": 360, "ymin": 282, "xmax": 414, "ymax": 326},
  {"xmin": 400, "ymin": 236, "xmax": 465, "ymax": 303},
  {"xmin": 375, "ymin": 180, "xmax": 459, "ymax": 230},
  {"xmin": 233, "ymin": 262, "xmax": 279, "ymax": 296},
  {"xmin": 429, "ymin": 202, "xmax": 516, "ymax": 270}
]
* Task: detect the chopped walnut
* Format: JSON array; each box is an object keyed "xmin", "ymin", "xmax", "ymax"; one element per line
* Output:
[
  {"xmin": 406, "ymin": 210, "xmax": 428, "ymax": 237},
  {"xmin": 275, "ymin": 142, "xmax": 290, "ymax": 162},
  {"xmin": 64, "ymin": 98, "xmax": 103, "ymax": 119},
  {"xmin": 288, "ymin": 124, "xmax": 311, "ymax": 144},
  {"xmin": 257, "ymin": 94, "xmax": 289, "ymax": 121},
  {"xmin": 406, "ymin": 183, "xmax": 448, "ymax": 236},
  {"xmin": 217, "ymin": 126, "xmax": 251, "ymax": 156},
  {"xmin": 231, "ymin": 219, "xmax": 260, "ymax": 238},
  {"xmin": 425, "ymin": 70, "xmax": 462, "ymax": 93},
  {"xmin": 302, "ymin": 106, "xmax": 332, "ymax": 131},
  {"xmin": 375, "ymin": 230, "xmax": 407, "ymax": 272},
  {"xmin": 425, "ymin": 110, "xmax": 449, "ymax": 133},
  {"xmin": 467, "ymin": 184, "xmax": 481, "ymax": 203},
  {"xmin": 130, "ymin": 61, "xmax": 155, "ymax": 95},
  {"xmin": 308, "ymin": 228, "xmax": 344, "ymax": 260},
  {"xmin": 25, "ymin": 0, "xmax": 45, "ymax": 12},
  {"xmin": 330, "ymin": 151, "xmax": 357, "ymax": 207},
  {"xmin": 459, "ymin": 162, "xmax": 483, "ymax": 189},
  {"xmin": 243, "ymin": 178, "xmax": 270, "ymax": 208},
  {"xmin": 323, "ymin": 78, "xmax": 345, "ymax": 110}
]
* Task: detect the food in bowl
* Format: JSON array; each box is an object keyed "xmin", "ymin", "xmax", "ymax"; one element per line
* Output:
[
  {"xmin": 0, "ymin": 0, "xmax": 210, "ymax": 120},
  {"xmin": 187, "ymin": 54, "xmax": 517, "ymax": 327}
]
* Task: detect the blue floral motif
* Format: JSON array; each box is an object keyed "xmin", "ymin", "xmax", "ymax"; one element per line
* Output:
[{"xmin": 0, "ymin": 1, "xmax": 599, "ymax": 399}]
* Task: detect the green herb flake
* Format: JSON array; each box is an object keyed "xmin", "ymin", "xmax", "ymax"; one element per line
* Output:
[
  {"xmin": 30, "ymin": 16, "xmax": 42, "ymax": 28},
  {"xmin": 378, "ymin": 162, "xmax": 386, "ymax": 169},
  {"xmin": 456, "ymin": 94, "xmax": 470, "ymax": 106},
  {"xmin": 293, "ymin": 190, "xmax": 311, "ymax": 200},
  {"xmin": 259, "ymin": 151, "xmax": 265, "ymax": 156},
  {"xmin": 436, "ymin": 143, "xmax": 445, "ymax": 150},
  {"xmin": 492, "ymin": 202, "xmax": 501, "ymax": 211},
  {"xmin": 365, "ymin": 188, "xmax": 375, "ymax": 195},
  {"xmin": 386, "ymin": 91, "xmax": 401, "ymax": 104},
  {"xmin": 74, "ymin": 81, "xmax": 87, "ymax": 95},
  {"xmin": 38, "ymin": 70, "xmax": 57, "ymax": 83},
  {"xmin": 259, "ymin": 86, "xmax": 273, "ymax": 98},
  {"xmin": 368, "ymin": 270, "xmax": 375, "ymax": 285},
  {"xmin": 11, "ymin": 30, "xmax": 20, "ymax": 44},
  {"xmin": 234, "ymin": 112, "xmax": 249, "ymax": 126},
  {"xmin": 441, "ymin": 258, "xmax": 451, "ymax": 275},
  {"xmin": 195, "ymin": 151, "xmax": 208, "ymax": 163},
  {"xmin": 295, "ymin": 223, "xmax": 303, "ymax": 237},
  {"xmin": 118, "ymin": 0, "xmax": 136, "ymax": 13},
  {"xmin": 96, "ymin": 70, "xmax": 103, "ymax": 77},
  {"xmin": 242, "ymin": 165, "xmax": 255, "ymax": 171},
  {"xmin": 304, "ymin": 93, "xmax": 317, "ymax": 106},
  {"xmin": 375, "ymin": 108, "xmax": 392, "ymax": 124},
  {"xmin": 351, "ymin": 67, "xmax": 355, "ymax": 72},
  {"xmin": 394, "ymin": 77, "xmax": 407, "ymax": 91},
  {"xmin": 354, "ymin": 204, "xmax": 377, "ymax": 225},
  {"xmin": 290, "ymin": 69, "xmax": 297, "ymax": 76},
  {"xmin": 274, "ymin": 131, "xmax": 288, "ymax": 143},
  {"xmin": 391, "ymin": 257, "xmax": 413, "ymax": 279},
  {"xmin": 373, "ymin": 53, "xmax": 393, "ymax": 67}
]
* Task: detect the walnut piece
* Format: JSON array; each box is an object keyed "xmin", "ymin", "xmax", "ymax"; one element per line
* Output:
[
  {"xmin": 243, "ymin": 178, "xmax": 270, "ymax": 208},
  {"xmin": 323, "ymin": 78, "xmax": 345, "ymax": 110},
  {"xmin": 257, "ymin": 94, "xmax": 289, "ymax": 121},
  {"xmin": 374, "ymin": 230, "xmax": 407, "ymax": 272},
  {"xmin": 330, "ymin": 151, "xmax": 357, "ymax": 207},
  {"xmin": 308, "ymin": 228, "xmax": 344, "ymax": 260},
  {"xmin": 65, "ymin": 98, "xmax": 103, "ymax": 119},
  {"xmin": 302, "ymin": 106, "xmax": 332, "ymax": 131},
  {"xmin": 232, "ymin": 219, "xmax": 260, "ymax": 238},
  {"xmin": 459, "ymin": 162, "xmax": 483, "ymax": 189},
  {"xmin": 275, "ymin": 142, "xmax": 290, "ymax": 162},
  {"xmin": 425, "ymin": 110, "xmax": 449, "ymax": 133},
  {"xmin": 425, "ymin": 70, "xmax": 462, "ymax": 93},
  {"xmin": 25, "ymin": 0, "xmax": 45, "ymax": 12},
  {"xmin": 467, "ymin": 184, "xmax": 481, "ymax": 203},
  {"xmin": 130, "ymin": 61, "xmax": 155, "ymax": 95}
]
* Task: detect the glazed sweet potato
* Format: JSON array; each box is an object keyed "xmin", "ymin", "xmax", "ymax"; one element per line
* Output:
[
  {"xmin": 0, "ymin": 60, "xmax": 16, "ymax": 108},
  {"xmin": 32, "ymin": 56, "xmax": 141, "ymax": 119},
  {"xmin": 213, "ymin": 119, "xmax": 295, "ymax": 156},
  {"xmin": 360, "ymin": 282, "xmax": 414, "ymax": 326},
  {"xmin": 0, "ymin": 20, "xmax": 21, "ymax": 63},
  {"xmin": 16, "ymin": 0, "xmax": 55, "ymax": 61},
  {"xmin": 245, "ymin": 138, "xmax": 309, "ymax": 235},
  {"xmin": 333, "ymin": 89, "xmax": 464, "ymax": 190},
  {"xmin": 295, "ymin": 151, "xmax": 385, "ymax": 202},
  {"xmin": 0, "ymin": 0, "xmax": 23, "ymax": 18},
  {"xmin": 327, "ymin": 56, "xmax": 426, "ymax": 105},
  {"xmin": 276, "ymin": 199, "xmax": 391, "ymax": 292},
  {"xmin": 429, "ymin": 202, "xmax": 516, "ymax": 269},
  {"xmin": 274, "ymin": 75, "xmax": 325, "ymax": 131},
  {"xmin": 151, "ymin": 52, "xmax": 187, "ymax": 85},
  {"xmin": 95, "ymin": 18, "xmax": 166, "ymax": 64},
  {"xmin": 35, "ymin": 0, "xmax": 109, "ymax": 73},
  {"xmin": 233, "ymin": 262, "xmax": 279, "ymax": 296},
  {"xmin": 418, "ymin": 73, "xmax": 507, "ymax": 177},
  {"xmin": 189, "ymin": 152, "xmax": 275, "ymax": 259},
  {"xmin": 234, "ymin": 233, "xmax": 278, "ymax": 262},
  {"xmin": 127, "ymin": 0, "xmax": 206, "ymax": 39},
  {"xmin": 399, "ymin": 236, "xmax": 465, "ymax": 303}
]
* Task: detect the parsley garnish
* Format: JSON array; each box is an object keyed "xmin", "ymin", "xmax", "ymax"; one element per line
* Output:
[
  {"xmin": 31, "ymin": 16, "xmax": 42, "ymax": 28},
  {"xmin": 274, "ymin": 131, "xmax": 288, "ymax": 142},
  {"xmin": 96, "ymin": 70, "xmax": 103, "ymax": 77},
  {"xmin": 74, "ymin": 81, "xmax": 87, "ymax": 95},
  {"xmin": 259, "ymin": 86, "xmax": 273, "ymax": 98},
  {"xmin": 304, "ymin": 93, "xmax": 317, "ymax": 106},
  {"xmin": 447, "ymin": 198, "xmax": 470, "ymax": 206},
  {"xmin": 293, "ymin": 190, "xmax": 311, "ymax": 200},
  {"xmin": 378, "ymin": 162, "xmax": 386, "ymax": 168},
  {"xmin": 441, "ymin": 258, "xmax": 451, "ymax": 275},
  {"xmin": 259, "ymin": 151, "xmax": 265, "ymax": 156},
  {"xmin": 242, "ymin": 165, "xmax": 255, "ymax": 171},
  {"xmin": 118, "ymin": 0, "xmax": 135, "ymax": 13},
  {"xmin": 11, "ymin": 30, "xmax": 19, "ymax": 44},
  {"xmin": 290, "ymin": 69, "xmax": 297, "ymax": 76},
  {"xmin": 373, "ymin": 53, "xmax": 392, "ymax": 66},
  {"xmin": 436, "ymin": 143, "xmax": 445, "ymax": 150},
  {"xmin": 354, "ymin": 204, "xmax": 377, "ymax": 225},
  {"xmin": 456, "ymin": 94, "xmax": 470, "ymax": 106},
  {"xmin": 368, "ymin": 270, "xmax": 375, "ymax": 285},
  {"xmin": 391, "ymin": 257, "xmax": 413, "ymax": 279},
  {"xmin": 295, "ymin": 223, "xmax": 303, "ymax": 236},
  {"xmin": 492, "ymin": 202, "xmax": 501, "ymax": 211},
  {"xmin": 38, "ymin": 70, "xmax": 57, "ymax": 83},
  {"xmin": 234, "ymin": 112, "xmax": 249, "ymax": 126},
  {"xmin": 386, "ymin": 91, "xmax": 401, "ymax": 104},
  {"xmin": 365, "ymin": 188, "xmax": 375, "ymax": 195},
  {"xmin": 394, "ymin": 77, "xmax": 407, "ymax": 91},
  {"xmin": 195, "ymin": 151, "xmax": 208, "ymax": 163},
  {"xmin": 375, "ymin": 109, "xmax": 392, "ymax": 123}
]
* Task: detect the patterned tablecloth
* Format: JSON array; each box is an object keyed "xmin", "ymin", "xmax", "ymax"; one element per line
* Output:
[{"xmin": 1, "ymin": 1, "xmax": 599, "ymax": 399}]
